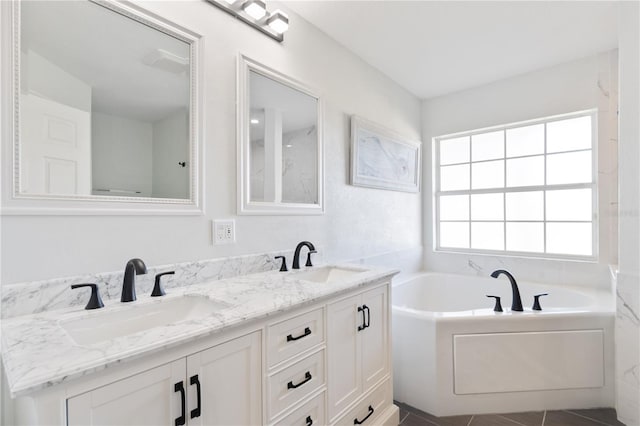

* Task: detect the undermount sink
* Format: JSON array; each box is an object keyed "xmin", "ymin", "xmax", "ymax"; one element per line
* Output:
[
  {"xmin": 60, "ymin": 295, "xmax": 227, "ymax": 345},
  {"xmin": 292, "ymin": 266, "xmax": 367, "ymax": 284}
]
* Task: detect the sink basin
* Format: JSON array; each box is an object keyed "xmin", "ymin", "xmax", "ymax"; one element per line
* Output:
[
  {"xmin": 292, "ymin": 266, "xmax": 367, "ymax": 284},
  {"xmin": 60, "ymin": 295, "xmax": 227, "ymax": 345}
]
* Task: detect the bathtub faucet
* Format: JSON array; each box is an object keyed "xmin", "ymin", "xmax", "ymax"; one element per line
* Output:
[{"xmin": 490, "ymin": 269, "xmax": 523, "ymax": 312}]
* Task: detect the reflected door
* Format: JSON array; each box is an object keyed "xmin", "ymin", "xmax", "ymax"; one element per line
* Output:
[{"xmin": 20, "ymin": 94, "xmax": 91, "ymax": 195}]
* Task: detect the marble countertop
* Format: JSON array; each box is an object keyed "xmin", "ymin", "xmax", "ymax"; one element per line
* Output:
[{"xmin": 1, "ymin": 264, "xmax": 397, "ymax": 398}]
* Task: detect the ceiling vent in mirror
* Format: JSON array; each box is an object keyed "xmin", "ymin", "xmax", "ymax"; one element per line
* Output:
[
  {"xmin": 142, "ymin": 49, "xmax": 189, "ymax": 74},
  {"xmin": 205, "ymin": 0, "xmax": 288, "ymax": 42}
]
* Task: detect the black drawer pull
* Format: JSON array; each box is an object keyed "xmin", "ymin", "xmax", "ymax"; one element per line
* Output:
[
  {"xmin": 287, "ymin": 371, "xmax": 312, "ymax": 389},
  {"xmin": 354, "ymin": 405, "xmax": 374, "ymax": 425},
  {"xmin": 357, "ymin": 306, "xmax": 366, "ymax": 331},
  {"xmin": 189, "ymin": 374, "xmax": 201, "ymax": 419},
  {"xmin": 306, "ymin": 415, "xmax": 313, "ymax": 426},
  {"xmin": 287, "ymin": 327, "xmax": 311, "ymax": 342},
  {"xmin": 363, "ymin": 305, "xmax": 370, "ymax": 329},
  {"xmin": 174, "ymin": 381, "xmax": 186, "ymax": 426}
]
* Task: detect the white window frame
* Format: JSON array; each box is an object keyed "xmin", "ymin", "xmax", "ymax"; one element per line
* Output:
[{"xmin": 433, "ymin": 109, "xmax": 598, "ymax": 261}]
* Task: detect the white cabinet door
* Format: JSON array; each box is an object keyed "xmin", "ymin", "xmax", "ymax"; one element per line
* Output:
[
  {"xmin": 186, "ymin": 331, "xmax": 262, "ymax": 426},
  {"xmin": 327, "ymin": 294, "xmax": 363, "ymax": 419},
  {"xmin": 361, "ymin": 285, "xmax": 388, "ymax": 393},
  {"xmin": 327, "ymin": 285, "xmax": 390, "ymax": 421},
  {"xmin": 67, "ymin": 359, "xmax": 185, "ymax": 426}
]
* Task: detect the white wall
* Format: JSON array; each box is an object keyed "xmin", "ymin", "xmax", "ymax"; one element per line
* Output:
[
  {"xmin": 421, "ymin": 51, "xmax": 618, "ymax": 288},
  {"xmin": 21, "ymin": 50, "xmax": 91, "ymax": 112},
  {"xmin": 152, "ymin": 109, "xmax": 189, "ymax": 199},
  {"xmin": 91, "ymin": 111, "xmax": 153, "ymax": 197},
  {"xmin": 0, "ymin": 0, "xmax": 422, "ymax": 284},
  {"xmin": 615, "ymin": 2, "xmax": 640, "ymax": 424}
]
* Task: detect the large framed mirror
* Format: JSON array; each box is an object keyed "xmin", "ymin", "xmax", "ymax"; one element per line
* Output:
[
  {"xmin": 237, "ymin": 55, "xmax": 324, "ymax": 215},
  {"xmin": 1, "ymin": 0, "xmax": 202, "ymax": 214}
]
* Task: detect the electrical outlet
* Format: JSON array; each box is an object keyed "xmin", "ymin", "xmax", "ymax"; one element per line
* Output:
[{"xmin": 213, "ymin": 220, "xmax": 235, "ymax": 245}]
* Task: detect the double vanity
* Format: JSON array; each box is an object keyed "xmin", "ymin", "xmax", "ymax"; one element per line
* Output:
[{"xmin": 1, "ymin": 262, "xmax": 399, "ymax": 426}]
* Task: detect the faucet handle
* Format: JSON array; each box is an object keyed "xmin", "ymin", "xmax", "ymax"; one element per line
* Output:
[
  {"xmin": 71, "ymin": 283, "xmax": 105, "ymax": 310},
  {"xmin": 532, "ymin": 293, "xmax": 549, "ymax": 311},
  {"xmin": 151, "ymin": 271, "xmax": 175, "ymax": 297},
  {"xmin": 274, "ymin": 256, "xmax": 288, "ymax": 272},
  {"xmin": 305, "ymin": 250, "xmax": 317, "ymax": 267},
  {"xmin": 486, "ymin": 295, "xmax": 503, "ymax": 312}
]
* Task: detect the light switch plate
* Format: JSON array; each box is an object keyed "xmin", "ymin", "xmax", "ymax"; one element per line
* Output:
[{"xmin": 213, "ymin": 219, "xmax": 235, "ymax": 245}]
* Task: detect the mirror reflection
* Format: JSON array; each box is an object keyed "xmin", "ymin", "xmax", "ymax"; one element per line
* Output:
[
  {"xmin": 249, "ymin": 71, "xmax": 318, "ymax": 205},
  {"xmin": 19, "ymin": 1, "xmax": 191, "ymax": 199}
]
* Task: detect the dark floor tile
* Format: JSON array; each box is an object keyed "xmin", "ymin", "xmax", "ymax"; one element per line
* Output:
[
  {"xmin": 567, "ymin": 408, "xmax": 625, "ymax": 426},
  {"xmin": 469, "ymin": 414, "xmax": 524, "ymax": 426},
  {"xmin": 544, "ymin": 411, "xmax": 605, "ymax": 426},
  {"xmin": 399, "ymin": 406, "xmax": 411, "ymax": 424},
  {"xmin": 498, "ymin": 411, "xmax": 544, "ymax": 426},
  {"xmin": 395, "ymin": 401, "xmax": 472, "ymax": 426},
  {"xmin": 401, "ymin": 413, "xmax": 438, "ymax": 426}
]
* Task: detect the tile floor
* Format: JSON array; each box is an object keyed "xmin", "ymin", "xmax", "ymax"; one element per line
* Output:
[{"xmin": 395, "ymin": 401, "xmax": 626, "ymax": 426}]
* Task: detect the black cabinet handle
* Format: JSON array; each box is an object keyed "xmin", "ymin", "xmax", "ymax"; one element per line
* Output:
[
  {"xmin": 363, "ymin": 305, "xmax": 370, "ymax": 328},
  {"xmin": 357, "ymin": 306, "xmax": 366, "ymax": 331},
  {"xmin": 174, "ymin": 381, "xmax": 186, "ymax": 426},
  {"xmin": 189, "ymin": 374, "xmax": 201, "ymax": 419},
  {"xmin": 287, "ymin": 371, "xmax": 312, "ymax": 389},
  {"xmin": 354, "ymin": 405, "xmax": 374, "ymax": 425},
  {"xmin": 306, "ymin": 416, "xmax": 313, "ymax": 426},
  {"xmin": 287, "ymin": 327, "xmax": 311, "ymax": 342}
]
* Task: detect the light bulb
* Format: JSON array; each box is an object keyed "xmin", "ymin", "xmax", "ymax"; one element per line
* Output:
[
  {"xmin": 242, "ymin": 0, "xmax": 266, "ymax": 20},
  {"xmin": 266, "ymin": 10, "xmax": 289, "ymax": 34}
]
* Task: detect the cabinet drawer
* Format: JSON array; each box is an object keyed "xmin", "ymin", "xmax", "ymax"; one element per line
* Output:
[
  {"xmin": 268, "ymin": 349, "xmax": 326, "ymax": 420},
  {"xmin": 268, "ymin": 308, "xmax": 325, "ymax": 367},
  {"xmin": 273, "ymin": 391, "xmax": 326, "ymax": 426},
  {"xmin": 332, "ymin": 379, "xmax": 391, "ymax": 426}
]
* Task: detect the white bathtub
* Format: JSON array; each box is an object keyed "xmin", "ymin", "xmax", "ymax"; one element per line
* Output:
[{"xmin": 392, "ymin": 272, "xmax": 615, "ymax": 416}]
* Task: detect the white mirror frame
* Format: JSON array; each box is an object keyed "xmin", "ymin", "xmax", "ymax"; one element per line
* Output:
[
  {"xmin": 0, "ymin": 0, "xmax": 204, "ymax": 215},
  {"xmin": 237, "ymin": 55, "xmax": 324, "ymax": 215}
]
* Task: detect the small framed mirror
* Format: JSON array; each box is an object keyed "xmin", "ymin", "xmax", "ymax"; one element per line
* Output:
[
  {"xmin": 2, "ymin": 0, "xmax": 202, "ymax": 214},
  {"xmin": 237, "ymin": 55, "xmax": 323, "ymax": 215}
]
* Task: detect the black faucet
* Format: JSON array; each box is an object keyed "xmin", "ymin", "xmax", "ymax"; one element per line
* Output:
[
  {"xmin": 292, "ymin": 241, "xmax": 316, "ymax": 269},
  {"xmin": 121, "ymin": 258, "xmax": 147, "ymax": 302},
  {"xmin": 490, "ymin": 269, "xmax": 523, "ymax": 312}
]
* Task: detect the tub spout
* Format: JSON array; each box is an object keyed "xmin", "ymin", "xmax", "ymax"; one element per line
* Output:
[{"xmin": 490, "ymin": 269, "xmax": 523, "ymax": 312}]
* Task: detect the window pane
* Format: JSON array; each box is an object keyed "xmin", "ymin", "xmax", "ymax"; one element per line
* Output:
[
  {"xmin": 440, "ymin": 222, "xmax": 469, "ymax": 248},
  {"xmin": 471, "ymin": 193, "xmax": 503, "ymax": 220},
  {"xmin": 506, "ymin": 222, "xmax": 544, "ymax": 253},
  {"xmin": 471, "ymin": 160, "xmax": 504, "ymax": 189},
  {"xmin": 506, "ymin": 156, "xmax": 544, "ymax": 187},
  {"xmin": 471, "ymin": 222, "xmax": 504, "ymax": 250},
  {"xmin": 506, "ymin": 124, "xmax": 544, "ymax": 157},
  {"xmin": 440, "ymin": 136, "xmax": 469, "ymax": 165},
  {"xmin": 506, "ymin": 191, "xmax": 544, "ymax": 221},
  {"xmin": 547, "ymin": 151, "xmax": 592, "ymax": 185},
  {"xmin": 440, "ymin": 164, "xmax": 470, "ymax": 191},
  {"xmin": 440, "ymin": 195, "xmax": 469, "ymax": 221},
  {"xmin": 471, "ymin": 131, "xmax": 504, "ymax": 161},
  {"xmin": 547, "ymin": 115, "xmax": 592, "ymax": 153},
  {"xmin": 546, "ymin": 188, "xmax": 592, "ymax": 221},
  {"xmin": 547, "ymin": 223, "xmax": 592, "ymax": 256}
]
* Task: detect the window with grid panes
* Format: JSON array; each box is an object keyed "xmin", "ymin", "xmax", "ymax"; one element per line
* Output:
[{"xmin": 434, "ymin": 110, "xmax": 597, "ymax": 260}]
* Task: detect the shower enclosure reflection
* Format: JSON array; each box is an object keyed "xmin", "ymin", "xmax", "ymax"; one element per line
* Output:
[{"xmin": 238, "ymin": 56, "xmax": 323, "ymax": 214}]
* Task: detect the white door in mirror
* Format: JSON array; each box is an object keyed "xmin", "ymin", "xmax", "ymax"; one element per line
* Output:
[{"xmin": 20, "ymin": 94, "xmax": 91, "ymax": 195}]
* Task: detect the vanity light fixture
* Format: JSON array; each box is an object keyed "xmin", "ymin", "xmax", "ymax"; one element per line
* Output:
[
  {"xmin": 250, "ymin": 118, "xmax": 260, "ymax": 124},
  {"xmin": 205, "ymin": 0, "xmax": 287, "ymax": 42}
]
